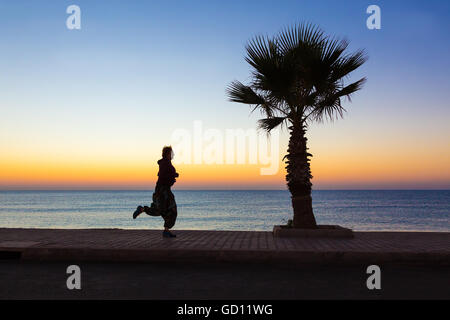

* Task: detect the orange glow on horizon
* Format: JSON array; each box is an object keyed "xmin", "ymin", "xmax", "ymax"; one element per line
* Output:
[{"xmin": 1, "ymin": 146, "xmax": 449, "ymax": 189}]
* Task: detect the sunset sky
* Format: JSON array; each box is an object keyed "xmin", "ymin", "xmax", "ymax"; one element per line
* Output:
[{"xmin": 1, "ymin": 0, "xmax": 449, "ymax": 190}]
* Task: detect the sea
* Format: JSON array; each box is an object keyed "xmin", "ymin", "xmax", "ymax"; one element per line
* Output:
[{"xmin": 0, "ymin": 190, "xmax": 449, "ymax": 232}]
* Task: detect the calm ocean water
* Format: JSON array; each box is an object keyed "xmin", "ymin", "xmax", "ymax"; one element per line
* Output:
[{"xmin": 0, "ymin": 190, "xmax": 449, "ymax": 231}]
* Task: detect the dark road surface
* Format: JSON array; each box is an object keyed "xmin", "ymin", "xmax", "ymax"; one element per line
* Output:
[{"xmin": 0, "ymin": 261, "xmax": 448, "ymax": 300}]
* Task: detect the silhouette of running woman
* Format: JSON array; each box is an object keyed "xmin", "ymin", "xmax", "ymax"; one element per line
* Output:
[{"xmin": 133, "ymin": 146, "xmax": 179, "ymax": 238}]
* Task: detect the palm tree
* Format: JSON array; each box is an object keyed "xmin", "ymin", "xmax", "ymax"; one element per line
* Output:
[{"xmin": 227, "ymin": 24, "xmax": 367, "ymax": 228}]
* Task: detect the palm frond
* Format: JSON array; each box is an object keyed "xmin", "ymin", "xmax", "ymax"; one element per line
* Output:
[
  {"xmin": 321, "ymin": 37, "xmax": 349, "ymax": 64},
  {"xmin": 245, "ymin": 37, "xmax": 296, "ymax": 106},
  {"xmin": 258, "ymin": 117, "xmax": 287, "ymax": 132},
  {"xmin": 307, "ymin": 78, "xmax": 366, "ymax": 122},
  {"xmin": 336, "ymin": 78, "xmax": 367, "ymax": 102},
  {"xmin": 330, "ymin": 49, "xmax": 368, "ymax": 81},
  {"xmin": 227, "ymin": 22, "xmax": 367, "ymax": 127},
  {"xmin": 226, "ymin": 81, "xmax": 265, "ymax": 104},
  {"xmin": 278, "ymin": 23, "xmax": 325, "ymax": 54},
  {"xmin": 245, "ymin": 36, "xmax": 278, "ymax": 73},
  {"xmin": 226, "ymin": 81, "xmax": 274, "ymax": 117},
  {"xmin": 310, "ymin": 98, "xmax": 345, "ymax": 123}
]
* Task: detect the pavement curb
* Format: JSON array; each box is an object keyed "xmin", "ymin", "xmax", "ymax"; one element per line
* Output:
[
  {"xmin": 1, "ymin": 247, "xmax": 445, "ymax": 266},
  {"xmin": 1, "ymin": 228, "xmax": 449, "ymax": 266}
]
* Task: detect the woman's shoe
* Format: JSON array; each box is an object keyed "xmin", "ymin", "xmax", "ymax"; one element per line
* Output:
[
  {"xmin": 162, "ymin": 231, "xmax": 176, "ymax": 238},
  {"xmin": 133, "ymin": 206, "xmax": 144, "ymax": 219}
]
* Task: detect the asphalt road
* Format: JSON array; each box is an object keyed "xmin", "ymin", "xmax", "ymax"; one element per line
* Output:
[{"xmin": 0, "ymin": 260, "xmax": 448, "ymax": 300}]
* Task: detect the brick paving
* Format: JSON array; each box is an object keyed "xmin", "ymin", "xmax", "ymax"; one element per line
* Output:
[{"xmin": 0, "ymin": 228, "xmax": 449, "ymax": 265}]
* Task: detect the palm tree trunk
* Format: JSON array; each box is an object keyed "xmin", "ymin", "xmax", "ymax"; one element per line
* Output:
[{"xmin": 285, "ymin": 124, "xmax": 317, "ymax": 228}]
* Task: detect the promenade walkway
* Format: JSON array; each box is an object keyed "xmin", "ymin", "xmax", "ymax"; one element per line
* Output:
[{"xmin": 0, "ymin": 228, "xmax": 449, "ymax": 265}]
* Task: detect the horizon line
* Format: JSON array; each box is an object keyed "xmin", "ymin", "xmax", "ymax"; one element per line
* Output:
[{"xmin": 1, "ymin": 189, "xmax": 449, "ymax": 192}]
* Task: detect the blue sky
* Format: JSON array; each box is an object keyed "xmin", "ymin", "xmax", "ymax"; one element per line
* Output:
[{"xmin": 0, "ymin": 0, "xmax": 449, "ymax": 189}]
